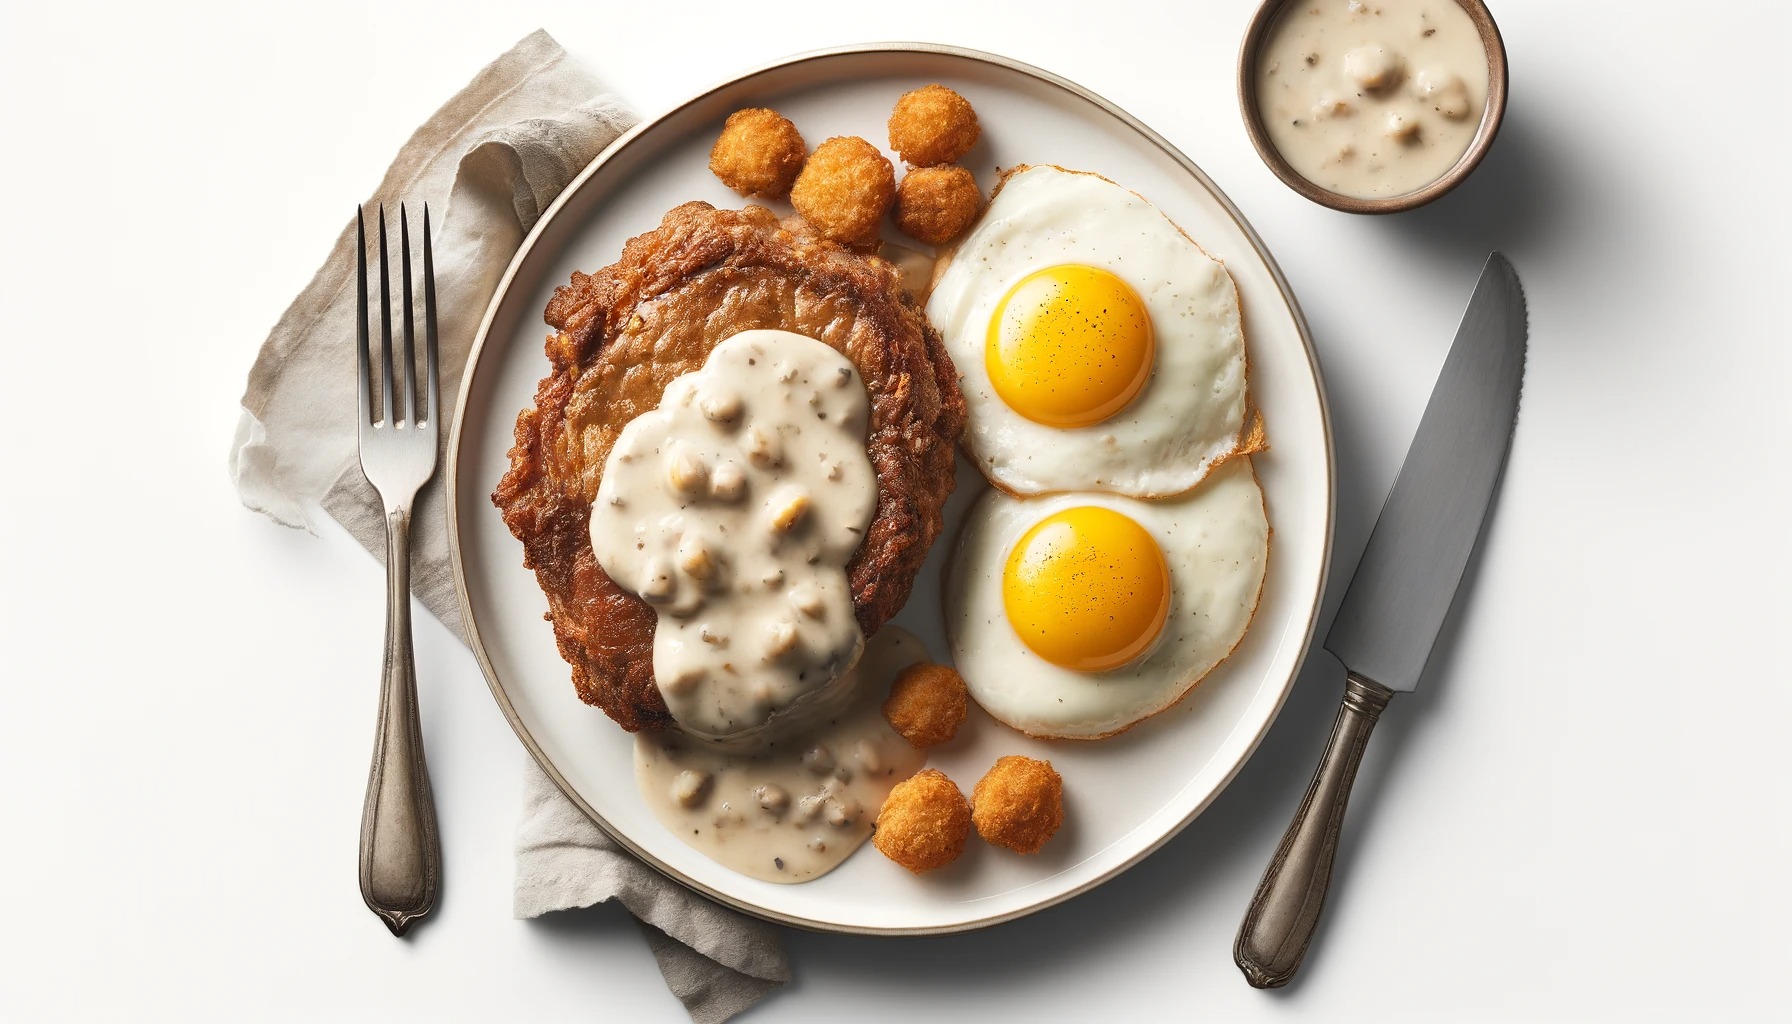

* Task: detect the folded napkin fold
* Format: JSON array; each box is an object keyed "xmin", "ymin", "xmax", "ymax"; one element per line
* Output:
[{"xmin": 229, "ymin": 29, "xmax": 789, "ymax": 1023}]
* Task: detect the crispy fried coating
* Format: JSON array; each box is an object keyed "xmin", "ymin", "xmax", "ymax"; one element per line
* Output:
[
  {"xmin": 492, "ymin": 203, "xmax": 967, "ymax": 733},
  {"xmin": 881, "ymin": 662, "xmax": 968, "ymax": 748},
  {"xmin": 708, "ymin": 108, "xmax": 806, "ymax": 198},
  {"xmin": 789, "ymin": 136, "xmax": 895, "ymax": 246},
  {"xmin": 971, "ymin": 756, "xmax": 1064, "ymax": 854},
  {"xmin": 894, "ymin": 165, "xmax": 984, "ymax": 246},
  {"xmin": 874, "ymin": 768, "xmax": 971, "ymax": 873},
  {"xmin": 887, "ymin": 84, "xmax": 980, "ymax": 167}
]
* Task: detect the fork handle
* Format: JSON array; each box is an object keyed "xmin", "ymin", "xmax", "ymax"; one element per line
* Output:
[
  {"xmin": 358, "ymin": 505, "xmax": 440, "ymax": 936},
  {"xmin": 1234, "ymin": 672, "xmax": 1394, "ymax": 987}
]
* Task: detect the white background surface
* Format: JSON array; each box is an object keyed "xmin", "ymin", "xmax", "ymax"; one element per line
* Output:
[{"xmin": 1, "ymin": 0, "xmax": 1787, "ymax": 1020}]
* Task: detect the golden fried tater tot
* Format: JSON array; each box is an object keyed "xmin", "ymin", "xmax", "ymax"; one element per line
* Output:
[
  {"xmin": 873, "ymin": 768, "xmax": 971, "ymax": 873},
  {"xmin": 882, "ymin": 662, "xmax": 969, "ymax": 748},
  {"xmin": 971, "ymin": 755, "xmax": 1064, "ymax": 855},
  {"xmin": 888, "ymin": 84, "xmax": 981, "ymax": 167},
  {"xmin": 894, "ymin": 165, "xmax": 984, "ymax": 246},
  {"xmin": 789, "ymin": 136, "xmax": 895, "ymax": 245},
  {"xmin": 708, "ymin": 108, "xmax": 806, "ymax": 198}
]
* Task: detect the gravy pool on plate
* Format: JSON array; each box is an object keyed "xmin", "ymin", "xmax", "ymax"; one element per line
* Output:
[
  {"xmin": 635, "ymin": 628, "xmax": 928, "ymax": 882},
  {"xmin": 1254, "ymin": 0, "xmax": 1489, "ymax": 199}
]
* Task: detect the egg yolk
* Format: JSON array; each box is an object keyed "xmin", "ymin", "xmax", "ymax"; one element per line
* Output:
[
  {"xmin": 1001, "ymin": 506, "xmax": 1171, "ymax": 672},
  {"xmin": 985, "ymin": 264, "xmax": 1154, "ymax": 429}
]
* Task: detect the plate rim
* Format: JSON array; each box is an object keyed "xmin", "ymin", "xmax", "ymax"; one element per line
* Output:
[{"xmin": 446, "ymin": 40, "xmax": 1336, "ymax": 936}]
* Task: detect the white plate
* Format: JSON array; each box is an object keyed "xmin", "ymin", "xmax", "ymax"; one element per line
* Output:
[{"xmin": 448, "ymin": 44, "xmax": 1333, "ymax": 935}]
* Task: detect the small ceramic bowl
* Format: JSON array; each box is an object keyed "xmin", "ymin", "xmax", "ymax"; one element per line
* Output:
[{"xmin": 1238, "ymin": 0, "xmax": 1508, "ymax": 214}]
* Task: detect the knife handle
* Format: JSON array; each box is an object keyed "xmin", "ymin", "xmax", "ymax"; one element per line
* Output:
[{"xmin": 1235, "ymin": 672, "xmax": 1395, "ymax": 988}]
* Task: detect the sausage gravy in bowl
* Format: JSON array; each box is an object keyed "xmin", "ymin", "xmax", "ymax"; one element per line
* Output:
[{"xmin": 1239, "ymin": 0, "xmax": 1508, "ymax": 213}]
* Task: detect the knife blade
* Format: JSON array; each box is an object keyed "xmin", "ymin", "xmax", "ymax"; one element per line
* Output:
[
  {"xmin": 1235, "ymin": 253, "xmax": 1527, "ymax": 989},
  {"xmin": 1325, "ymin": 251, "xmax": 1528, "ymax": 691}
]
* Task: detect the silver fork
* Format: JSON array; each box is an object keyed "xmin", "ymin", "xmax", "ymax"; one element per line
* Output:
[{"xmin": 355, "ymin": 203, "xmax": 441, "ymax": 937}]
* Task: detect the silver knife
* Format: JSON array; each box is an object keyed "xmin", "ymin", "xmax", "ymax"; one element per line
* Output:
[{"xmin": 1234, "ymin": 252, "xmax": 1527, "ymax": 988}]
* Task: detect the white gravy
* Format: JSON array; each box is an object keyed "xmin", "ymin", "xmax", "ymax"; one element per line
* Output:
[
  {"xmin": 589, "ymin": 330, "xmax": 878, "ymax": 745},
  {"xmin": 1256, "ymin": 0, "xmax": 1489, "ymax": 199},
  {"xmin": 634, "ymin": 627, "xmax": 930, "ymax": 882}
]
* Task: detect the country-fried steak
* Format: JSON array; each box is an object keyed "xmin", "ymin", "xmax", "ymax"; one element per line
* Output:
[{"xmin": 493, "ymin": 202, "xmax": 966, "ymax": 732}]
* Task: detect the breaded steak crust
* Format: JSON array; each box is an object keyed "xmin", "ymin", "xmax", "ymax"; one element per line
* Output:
[{"xmin": 493, "ymin": 202, "xmax": 966, "ymax": 733}]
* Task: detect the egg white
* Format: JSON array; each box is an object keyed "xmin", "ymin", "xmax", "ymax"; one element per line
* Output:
[
  {"xmin": 927, "ymin": 165, "xmax": 1250, "ymax": 497},
  {"xmin": 945, "ymin": 460, "xmax": 1269, "ymax": 739}
]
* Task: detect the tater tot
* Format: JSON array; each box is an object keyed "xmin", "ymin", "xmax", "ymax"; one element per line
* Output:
[
  {"xmin": 789, "ymin": 136, "xmax": 895, "ymax": 245},
  {"xmin": 882, "ymin": 662, "xmax": 969, "ymax": 748},
  {"xmin": 971, "ymin": 756, "xmax": 1064, "ymax": 855},
  {"xmin": 873, "ymin": 768, "xmax": 971, "ymax": 873},
  {"xmin": 708, "ymin": 108, "xmax": 807, "ymax": 198},
  {"xmin": 887, "ymin": 84, "xmax": 981, "ymax": 167},
  {"xmin": 894, "ymin": 166, "xmax": 984, "ymax": 246}
]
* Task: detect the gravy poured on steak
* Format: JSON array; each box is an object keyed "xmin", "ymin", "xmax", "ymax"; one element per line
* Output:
[{"xmin": 492, "ymin": 202, "xmax": 966, "ymax": 733}]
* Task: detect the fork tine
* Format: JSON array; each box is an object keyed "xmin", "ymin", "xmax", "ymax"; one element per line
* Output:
[
  {"xmin": 377, "ymin": 205, "xmax": 396, "ymax": 426},
  {"xmin": 356, "ymin": 206, "xmax": 372, "ymax": 427},
  {"xmin": 423, "ymin": 203, "xmax": 439, "ymax": 427},
  {"xmin": 400, "ymin": 204, "xmax": 417, "ymax": 427}
]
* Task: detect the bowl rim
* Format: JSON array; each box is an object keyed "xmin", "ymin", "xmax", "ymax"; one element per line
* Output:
[{"xmin": 1237, "ymin": 0, "xmax": 1509, "ymax": 214}]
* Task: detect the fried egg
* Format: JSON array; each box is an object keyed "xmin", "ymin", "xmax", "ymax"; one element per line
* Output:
[
  {"xmin": 927, "ymin": 165, "xmax": 1249, "ymax": 497},
  {"xmin": 945, "ymin": 460, "xmax": 1268, "ymax": 739}
]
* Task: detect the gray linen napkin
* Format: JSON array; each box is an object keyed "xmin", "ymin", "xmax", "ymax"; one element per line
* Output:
[{"xmin": 228, "ymin": 29, "xmax": 789, "ymax": 1023}]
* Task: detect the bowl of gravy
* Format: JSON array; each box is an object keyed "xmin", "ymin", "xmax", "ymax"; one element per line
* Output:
[{"xmin": 1239, "ymin": 0, "xmax": 1507, "ymax": 213}]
